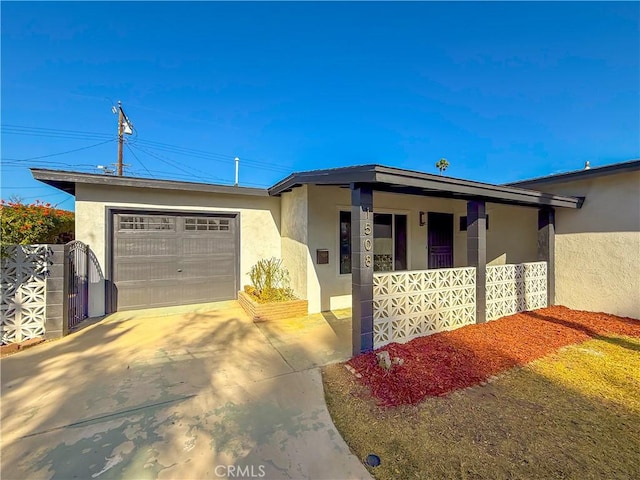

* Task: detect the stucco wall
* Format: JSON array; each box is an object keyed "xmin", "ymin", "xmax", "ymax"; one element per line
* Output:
[
  {"xmin": 524, "ymin": 171, "xmax": 640, "ymax": 319},
  {"xmin": 306, "ymin": 185, "xmax": 351, "ymax": 312},
  {"xmin": 280, "ymin": 185, "xmax": 310, "ymax": 301},
  {"xmin": 75, "ymin": 183, "xmax": 281, "ymax": 317},
  {"xmin": 456, "ymin": 204, "xmax": 539, "ymax": 266}
]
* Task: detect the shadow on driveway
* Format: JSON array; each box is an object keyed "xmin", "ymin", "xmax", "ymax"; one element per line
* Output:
[{"xmin": 1, "ymin": 301, "xmax": 369, "ymax": 480}]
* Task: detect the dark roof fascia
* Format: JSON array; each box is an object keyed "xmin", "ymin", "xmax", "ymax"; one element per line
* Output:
[
  {"xmin": 269, "ymin": 164, "xmax": 582, "ymax": 209},
  {"xmin": 267, "ymin": 165, "xmax": 377, "ymax": 195},
  {"xmin": 374, "ymin": 168, "xmax": 581, "ymax": 209},
  {"xmin": 507, "ymin": 159, "xmax": 640, "ymax": 188},
  {"xmin": 30, "ymin": 168, "xmax": 270, "ymax": 197}
]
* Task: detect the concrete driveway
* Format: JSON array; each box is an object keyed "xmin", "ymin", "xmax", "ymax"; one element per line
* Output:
[{"xmin": 1, "ymin": 301, "xmax": 371, "ymax": 480}]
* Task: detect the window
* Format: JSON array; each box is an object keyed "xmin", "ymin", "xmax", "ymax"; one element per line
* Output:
[
  {"xmin": 119, "ymin": 216, "xmax": 175, "ymax": 231},
  {"xmin": 339, "ymin": 211, "xmax": 408, "ymax": 274},
  {"xmin": 184, "ymin": 217, "xmax": 230, "ymax": 231},
  {"xmin": 339, "ymin": 211, "xmax": 351, "ymax": 274},
  {"xmin": 460, "ymin": 215, "xmax": 489, "ymax": 231}
]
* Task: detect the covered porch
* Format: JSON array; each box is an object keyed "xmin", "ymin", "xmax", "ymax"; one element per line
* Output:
[{"xmin": 270, "ymin": 165, "xmax": 584, "ymax": 355}]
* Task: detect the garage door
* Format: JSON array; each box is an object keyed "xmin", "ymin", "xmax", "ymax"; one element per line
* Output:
[{"xmin": 112, "ymin": 212, "xmax": 239, "ymax": 310}]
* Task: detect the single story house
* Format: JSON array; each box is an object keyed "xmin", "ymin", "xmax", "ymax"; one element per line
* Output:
[{"xmin": 32, "ymin": 159, "xmax": 639, "ymax": 354}]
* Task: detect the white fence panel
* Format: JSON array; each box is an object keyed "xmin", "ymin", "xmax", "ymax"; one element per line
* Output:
[
  {"xmin": 1, "ymin": 245, "xmax": 52, "ymax": 344},
  {"xmin": 373, "ymin": 267, "xmax": 476, "ymax": 348},
  {"xmin": 486, "ymin": 261, "xmax": 547, "ymax": 321}
]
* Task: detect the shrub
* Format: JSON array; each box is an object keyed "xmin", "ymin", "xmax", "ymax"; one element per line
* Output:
[
  {"xmin": 0, "ymin": 199, "xmax": 74, "ymax": 247},
  {"xmin": 246, "ymin": 257, "xmax": 296, "ymax": 303}
]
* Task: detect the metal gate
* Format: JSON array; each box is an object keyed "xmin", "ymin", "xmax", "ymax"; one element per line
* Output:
[{"xmin": 65, "ymin": 240, "xmax": 89, "ymax": 329}]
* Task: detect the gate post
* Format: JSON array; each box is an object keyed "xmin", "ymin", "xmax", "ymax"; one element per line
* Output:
[
  {"xmin": 44, "ymin": 245, "xmax": 67, "ymax": 339},
  {"xmin": 62, "ymin": 242, "xmax": 71, "ymax": 336}
]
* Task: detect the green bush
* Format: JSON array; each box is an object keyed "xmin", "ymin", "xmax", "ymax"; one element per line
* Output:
[
  {"xmin": 246, "ymin": 257, "xmax": 296, "ymax": 303},
  {"xmin": 0, "ymin": 199, "xmax": 74, "ymax": 247}
]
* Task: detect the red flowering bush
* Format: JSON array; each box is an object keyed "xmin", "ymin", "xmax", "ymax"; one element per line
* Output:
[{"xmin": 0, "ymin": 199, "xmax": 74, "ymax": 246}]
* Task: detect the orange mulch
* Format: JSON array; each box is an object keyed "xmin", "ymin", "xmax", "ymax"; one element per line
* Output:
[
  {"xmin": 348, "ymin": 306, "xmax": 640, "ymax": 407},
  {"xmin": 0, "ymin": 337, "xmax": 45, "ymax": 357}
]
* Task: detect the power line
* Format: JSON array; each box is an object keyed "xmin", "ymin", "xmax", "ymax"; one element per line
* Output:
[
  {"xmin": 3, "ymin": 124, "xmax": 291, "ymax": 172},
  {"xmin": 125, "ymin": 167, "xmax": 271, "ymax": 188},
  {"xmin": 3, "ymin": 139, "xmax": 115, "ymax": 162},
  {"xmin": 130, "ymin": 144, "xmax": 227, "ymax": 183},
  {"xmin": 2, "ymin": 124, "xmax": 114, "ymax": 139},
  {"xmin": 54, "ymin": 195, "xmax": 74, "ymax": 208},
  {"xmin": 2, "ymin": 123, "xmax": 292, "ymax": 175},
  {"xmin": 1, "ymin": 131, "xmax": 114, "ymax": 142},
  {"xmin": 133, "ymin": 146, "xmax": 220, "ymax": 180},
  {"xmin": 133, "ymin": 138, "xmax": 291, "ymax": 173},
  {"xmin": 12, "ymin": 191, "xmax": 72, "ymax": 201},
  {"xmin": 2, "ymin": 124, "xmax": 114, "ymax": 136},
  {"xmin": 125, "ymin": 143, "xmax": 153, "ymax": 177},
  {"xmin": 2, "ymin": 159, "xmax": 100, "ymax": 167}
]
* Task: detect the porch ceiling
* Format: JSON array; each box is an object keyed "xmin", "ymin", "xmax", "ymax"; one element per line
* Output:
[{"xmin": 268, "ymin": 164, "xmax": 583, "ymax": 209}]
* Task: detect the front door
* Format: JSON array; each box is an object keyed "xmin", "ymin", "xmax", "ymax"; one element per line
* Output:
[{"xmin": 427, "ymin": 212, "xmax": 454, "ymax": 268}]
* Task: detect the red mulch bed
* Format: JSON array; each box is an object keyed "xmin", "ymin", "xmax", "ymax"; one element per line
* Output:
[{"xmin": 348, "ymin": 306, "xmax": 640, "ymax": 407}]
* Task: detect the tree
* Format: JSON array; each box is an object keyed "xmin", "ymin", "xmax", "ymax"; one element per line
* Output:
[
  {"xmin": 435, "ymin": 158, "xmax": 450, "ymax": 176},
  {"xmin": 0, "ymin": 199, "xmax": 74, "ymax": 247}
]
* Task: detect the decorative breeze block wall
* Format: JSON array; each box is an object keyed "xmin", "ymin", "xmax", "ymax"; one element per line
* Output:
[
  {"xmin": 373, "ymin": 267, "xmax": 476, "ymax": 348},
  {"xmin": 486, "ymin": 261, "xmax": 547, "ymax": 321},
  {"xmin": 1, "ymin": 245, "xmax": 52, "ymax": 344}
]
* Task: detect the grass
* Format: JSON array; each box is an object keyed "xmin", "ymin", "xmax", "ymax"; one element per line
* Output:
[{"xmin": 323, "ymin": 335, "xmax": 640, "ymax": 479}]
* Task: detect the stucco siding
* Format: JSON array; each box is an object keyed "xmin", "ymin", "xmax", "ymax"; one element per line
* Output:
[
  {"xmin": 526, "ymin": 172, "xmax": 640, "ymax": 319},
  {"xmin": 280, "ymin": 186, "xmax": 310, "ymax": 302},
  {"xmin": 75, "ymin": 183, "xmax": 281, "ymax": 316},
  {"xmin": 307, "ymin": 186, "xmax": 351, "ymax": 313},
  {"xmin": 487, "ymin": 204, "xmax": 539, "ymax": 265}
]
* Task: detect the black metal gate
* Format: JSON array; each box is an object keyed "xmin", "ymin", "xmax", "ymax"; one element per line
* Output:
[{"xmin": 65, "ymin": 240, "xmax": 89, "ymax": 329}]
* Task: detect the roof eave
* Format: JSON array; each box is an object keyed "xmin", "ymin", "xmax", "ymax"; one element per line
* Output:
[
  {"xmin": 508, "ymin": 159, "xmax": 640, "ymax": 187},
  {"xmin": 268, "ymin": 165, "xmax": 378, "ymax": 195},
  {"xmin": 30, "ymin": 168, "xmax": 270, "ymax": 197}
]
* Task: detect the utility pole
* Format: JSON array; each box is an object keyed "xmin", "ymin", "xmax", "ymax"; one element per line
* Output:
[
  {"xmin": 117, "ymin": 101, "xmax": 124, "ymax": 176},
  {"xmin": 113, "ymin": 101, "xmax": 132, "ymax": 176},
  {"xmin": 235, "ymin": 157, "xmax": 239, "ymax": 186}
]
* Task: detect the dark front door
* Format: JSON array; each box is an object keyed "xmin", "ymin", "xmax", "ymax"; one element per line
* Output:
[{"xmin": 427, "ymin": 212, "xmax": 454, "ymax": 268}]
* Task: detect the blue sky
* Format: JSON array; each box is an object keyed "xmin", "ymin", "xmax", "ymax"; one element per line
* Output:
[{"xmin": 2, "ymin": 1, "xmax": 638, "ymax": 210}]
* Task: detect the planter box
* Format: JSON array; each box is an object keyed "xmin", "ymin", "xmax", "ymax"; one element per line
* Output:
[{"xmin": 238, "ymin": 290, "xmax": 308, "ymax": 322}]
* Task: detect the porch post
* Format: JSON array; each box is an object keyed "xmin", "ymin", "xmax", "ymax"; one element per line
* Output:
[
  {"xmin": 538, "ymin": 207, "xmax": 555, "ymax": 306},
  {"xmin": 351, "ymin": 183, "xmax": 374, "ymax": 355},
  {"xmin": 467, "ymin": 200, "xmax": 487, "ymax": 323}
]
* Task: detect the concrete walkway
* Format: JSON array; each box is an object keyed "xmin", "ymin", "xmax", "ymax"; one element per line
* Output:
[{"xmin": 1, "ymin": 302, "xmax": 371, "ymax": 480}]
